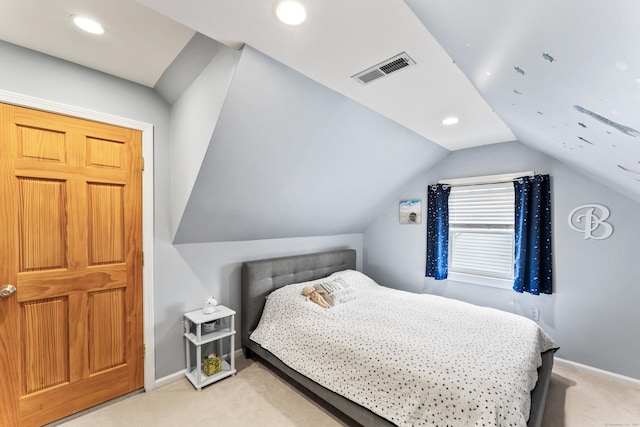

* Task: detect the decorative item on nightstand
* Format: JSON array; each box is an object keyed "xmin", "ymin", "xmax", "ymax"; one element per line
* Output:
[
  {"xmin": 203, "ymin": 353, "xmax": 223, "ymax": 376},
  {"xmin": 202, "ymin": 320, "xmax": 217, "ymax": 333},
  {"xmin": 202, "ymin": 295, "xmax": 218, "ymax": 314}
]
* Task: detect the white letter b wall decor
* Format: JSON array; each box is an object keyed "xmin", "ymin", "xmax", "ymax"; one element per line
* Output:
[{"xmin": 568, "ymin": 204, "xmax": 613, "ymax": 240}]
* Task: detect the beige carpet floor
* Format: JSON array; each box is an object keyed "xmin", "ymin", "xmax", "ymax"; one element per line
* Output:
[{"xmin": 53, "ymin": 356, "xmax": 640, "ymax": 427}]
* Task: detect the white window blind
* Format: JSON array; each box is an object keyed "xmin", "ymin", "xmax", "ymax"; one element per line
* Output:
[
  {"xmin": 449, "ymin": 183, "xmax": 514, "ymax": 226},
  {"xmin": 448, "ymin": 182, "xmax": 515, "ymax": 286}
]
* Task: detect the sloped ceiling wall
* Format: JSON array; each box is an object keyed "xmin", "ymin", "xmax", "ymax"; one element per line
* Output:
[
  {"xmin": 405, "ymin": 0, "xmax": 640, "ymax": 203},
  {"xmin": 154, "ymin": 33, "xmax": 223, "ymax": 106},
  {"xmin": 167, "ymin": 41, "xmax": 241, "ymax": 241},
  {"xmin": 174, "ymin": 46, "xmax": 448, "ymax": 243}
]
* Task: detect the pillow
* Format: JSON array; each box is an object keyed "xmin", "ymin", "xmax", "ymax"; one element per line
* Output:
[{"xmin": 313, "ymin": 277, "xmax": 357, "ymax": 307}]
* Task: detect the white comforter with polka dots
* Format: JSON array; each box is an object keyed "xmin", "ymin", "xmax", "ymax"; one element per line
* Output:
[{"xmin": 250, "ymin": 270, "xmax": 558, "ymax": 427}]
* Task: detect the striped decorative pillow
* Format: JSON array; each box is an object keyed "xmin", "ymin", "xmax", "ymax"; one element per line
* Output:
[{"xmin": 313, "ymin": 278, "xmax": 357, "ymax": 307}]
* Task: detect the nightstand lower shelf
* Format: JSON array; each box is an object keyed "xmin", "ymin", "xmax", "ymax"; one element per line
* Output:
[{"xmin": 185, "ymin": 360, "xmax": 236, "ymax": 390}]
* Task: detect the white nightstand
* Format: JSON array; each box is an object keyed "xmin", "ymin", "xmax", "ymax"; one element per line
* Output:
[{"xmin": 183, "ymin": 305, "xmax": 236, "ymax": 390}]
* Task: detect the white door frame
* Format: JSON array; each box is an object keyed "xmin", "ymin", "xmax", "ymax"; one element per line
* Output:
[{"xmin": 0, "ymin": 89, "xmax": 157, "ymax": 392}]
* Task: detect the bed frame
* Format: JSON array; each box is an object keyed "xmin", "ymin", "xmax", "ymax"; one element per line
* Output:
[{"xmin": 241, "ymin": 249, "xmax": 554, "ymax": 427}]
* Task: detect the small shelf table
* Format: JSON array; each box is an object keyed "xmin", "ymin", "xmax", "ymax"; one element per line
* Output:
[{"xmin": 183, "ymin": 305, "xmax": 236, "ymax": 390}]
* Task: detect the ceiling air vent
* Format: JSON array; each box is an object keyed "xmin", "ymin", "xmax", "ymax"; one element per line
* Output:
[{"xmin": 352, "ymin": 52, "xmax": 416, "ymax": 85}]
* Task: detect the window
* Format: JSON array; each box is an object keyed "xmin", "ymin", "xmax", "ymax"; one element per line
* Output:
[
  {"xmin": 447, "ymin": 182, "xmax": 514, "ymax": 289},
  {"xmin": 427, "ymin": 171, "xmax": 551, "ymax": 294}
]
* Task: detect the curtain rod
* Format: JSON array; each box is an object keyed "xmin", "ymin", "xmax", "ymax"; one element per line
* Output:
[{"xmin": 437, "ymin": 171, "xmax": 535, "ymax": 188}]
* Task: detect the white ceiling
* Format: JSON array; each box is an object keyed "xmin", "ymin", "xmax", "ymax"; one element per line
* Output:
[
  {"xmin": 404, "ymin": 0, "xmax": 640, "ymax": 201},
  {"xmin": 0, "ymin": 0, "xmax": 515, "ymax": 151},
  {"xmin": 0, "ymin": 0, "xmax": 194, "ymax": 87},
  {"xmin": 136, "ymin": 0, "xmax": 515, "ymax": 151},
  {"xmin": 1, "ymin": 0, "xmax": 639, "ymax": 200}
]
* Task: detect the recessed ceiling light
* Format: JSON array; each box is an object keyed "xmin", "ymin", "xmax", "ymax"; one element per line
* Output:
[
  {"xmin": 72, "ymin": 15, "xmax": 104, "ymax": 35},
  {"xmin": 441, "ymin": 117, "xmax": 460, "ymax": 126},
  {"xmin": 274, "ymin": 1, "xmax": 307, "ymax": 26}
]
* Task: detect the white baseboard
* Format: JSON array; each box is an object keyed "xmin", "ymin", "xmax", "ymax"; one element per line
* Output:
[
  {"xmin": 154, "ymin": 370, "xmax": 186, "ymax": 389},
  {"xmin": 153, "ymin": 349, "xmax": 245, "ymax": 390},
  {"xmin": 554, "ymin": 357, "xmax": 640, "ymax": 389}
]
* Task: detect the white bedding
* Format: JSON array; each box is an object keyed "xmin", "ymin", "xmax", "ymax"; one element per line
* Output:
[{"xmin": 250, "ymin": 270, "xmax": 557, "ymax": 427}]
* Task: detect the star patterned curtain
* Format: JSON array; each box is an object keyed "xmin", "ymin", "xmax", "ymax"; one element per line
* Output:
[
  {"xmin": 425, "ymin": 184, "xmax": 450, "ymax": 280},
  {"xmin": 513, "ymin": 174, "xmax": 553, "ymax": 294}
]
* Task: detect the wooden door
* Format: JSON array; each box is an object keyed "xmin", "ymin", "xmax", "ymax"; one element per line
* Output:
[{"xmin": 0, "ymin": 103, "xmax": 143, "ymax": 426}]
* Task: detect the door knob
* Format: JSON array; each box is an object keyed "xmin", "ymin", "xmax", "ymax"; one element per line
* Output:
[{"xmin": 0, "ymin": 284, "xmax": 16, "ymax": 298}]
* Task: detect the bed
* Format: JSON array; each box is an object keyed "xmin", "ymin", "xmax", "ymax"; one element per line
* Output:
[{"xmin": 241, "ymin": 249, "xmax": 556, "ymax": 427}]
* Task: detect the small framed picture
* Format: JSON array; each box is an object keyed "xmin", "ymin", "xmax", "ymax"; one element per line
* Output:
[{"xmin": 399, "ymin": 199, "xmax": 422, "ymax": 224}]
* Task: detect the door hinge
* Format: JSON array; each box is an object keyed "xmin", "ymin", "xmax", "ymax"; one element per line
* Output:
[
  {"xmin": 143, "ymin": 344, "xmax": 146, "ymax": 358},
  {"xmin": 141, "ymin": 157, "xmax": 145, "ymax": 171},
  {"xmin": 141, "ymin": 251, "xmax": 144, "ymax": 266}
]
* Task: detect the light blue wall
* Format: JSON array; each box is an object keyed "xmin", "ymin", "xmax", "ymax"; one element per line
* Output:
[
  {"xmin": 5, "ymin": 38, "xmax": 638, "ymax": 382},
  {"xmin": 175, "ymin": 46, "xmax": 448, "ymax": 243},
  {"xmin": 157, "ymin": 235, "xmax": 363, "ymax": 376},
  {"xmin": 0, "ymin": 41, "xmax": 364, "ymax": 379},
  {"xmin": 169, "ymin": 45, "xmax": 241, "ymax": 241},
  {"xmin": 154, "ymin": 33, "xmax": 223, "ymax": 105},
  {"xmin": 363, "ymin": 141, "xmax": 640, "ymax": 380},
  {"xmin": 0, "ymin": 39, "xmax": 178, "ymax": 378}
]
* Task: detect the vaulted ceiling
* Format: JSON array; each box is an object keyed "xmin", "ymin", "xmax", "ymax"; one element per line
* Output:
[
  {"xmin": 173, "ymin": 45, "xmax": 448, "ymax": 243},
  {"xmin": 404, "ymin": 0, "xmax": 640, "ymax": 202},
  {"xmin": 1, "ymin": 1, "xmax": 639, "ymax": 235}
]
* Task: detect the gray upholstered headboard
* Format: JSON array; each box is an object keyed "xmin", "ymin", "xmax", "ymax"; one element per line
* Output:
[{"xmin": 241, "ymin": 249, "xmax": 356, "ymax": 350}]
